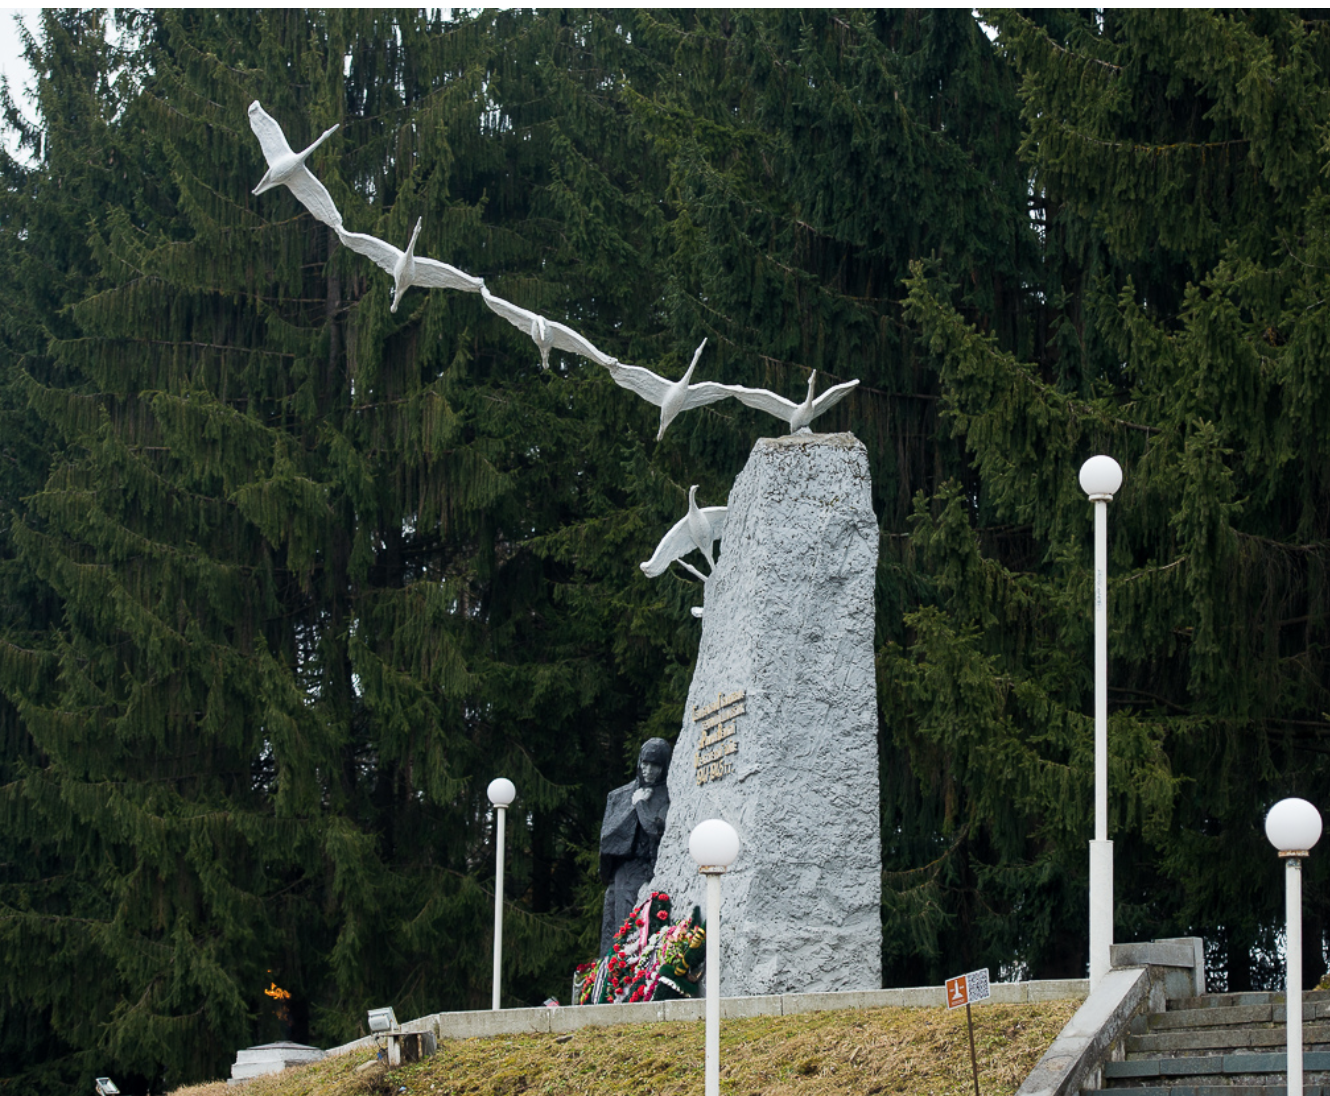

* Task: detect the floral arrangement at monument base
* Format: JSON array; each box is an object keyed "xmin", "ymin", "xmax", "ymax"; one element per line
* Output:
[{"xmin": 575, "ymin": 892, "xmax": 705, "ymax": 1005}]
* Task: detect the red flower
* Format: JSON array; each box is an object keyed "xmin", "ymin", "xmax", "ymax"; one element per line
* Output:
[{"xmin": 656, "ymin": 910, "xmax": 668, "ymax": 920}]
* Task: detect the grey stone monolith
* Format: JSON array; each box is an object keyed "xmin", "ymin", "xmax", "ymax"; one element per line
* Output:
[{"xmin": 645, "ymin": 431, "xmax": 881, "ymax": 996}]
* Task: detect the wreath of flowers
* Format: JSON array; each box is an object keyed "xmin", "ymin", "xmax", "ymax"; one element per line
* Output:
[{"xmin": 574, "ymin": 893, "xmax": 706, "ymax": 1005}]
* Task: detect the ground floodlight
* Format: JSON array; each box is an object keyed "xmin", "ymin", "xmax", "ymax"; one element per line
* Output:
[
  {"xmin": 367, "ymin": 1006, "xmax": 398, "ymax": 1033},
  {"xmin": 95, "ymin": 1080, "xmax": 120, "ymax": 1096}
]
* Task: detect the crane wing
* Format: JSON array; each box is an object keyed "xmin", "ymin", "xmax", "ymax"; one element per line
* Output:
[
  {"xmin": 335, "ymin": 227, "xmax": 401, "ymax": 277},
  {"xmin": 808, "ymin": 377, "xmax": 860, "ymax": 415},
  {"xmin": 723, "ymin": 384, "xmax": 799, "ymax": 422},
  {"xmin": 413, "ymin": 257, "xmax": 485, "ymax": 294},
  {"xmin": 640, "ymin": 513, "xmax": 701, "ymax": 578},
  {"xmin": 605, "ymin": 360, "xmax": 671, "ymax": 405},
  {"xmin": 640, "ymin": 505, "xmax": 727, "ymax": 578},
  {"xmin": 678, "ymin": 381, "xmax": 739, "ymax": 412},
  {"xmin": 482, "ymin": 288, "xmax": 539, "ymax": 333},
  {"xmin": 247, "ymin": 101, "xmax": 293, "ymax": 164},
  {"xmin": 545, "ymin": 319, "xmax": 615, "ymax": 367},
  {"xmin": 285, "ymin": 167, "xmax": 343, "ymax": 228},
  {"xmin": 699, "ymin": 506, "xmax": 726, "ymax": 545}
]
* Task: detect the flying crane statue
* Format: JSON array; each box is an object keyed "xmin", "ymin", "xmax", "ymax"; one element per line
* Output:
[
  {"xmin": 248, "ymin": 102, "xmax": 343, "ymax": 229},
  {"xmin": 246, "ymin": 101, "xmax": 860, "ymax": 599},
  {"xmin": 337, "ymin": 217, "xmax": 485, "ymax": 313},
  {"xmin": 640, "ymin": 485, "xmax": 727, "ymax": 583},
  {"xmin": 481, "ymin": 286, "xmax": 616, "ymax": 371}
]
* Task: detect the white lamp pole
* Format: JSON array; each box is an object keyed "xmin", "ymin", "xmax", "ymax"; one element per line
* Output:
[
  {"xmin": 1079, "ymin": 455, "xmax": 1122, "ymax": 988},
  {"xmin": 689, "ymin": 818, "xmax": 740, "ymax": 1096},
  {"xmin": 487, "ymin": 777, "xmax": 516, "ymax": 1011},
  {"xmin": 1266, "ymin": 797, "xmax": 1322, "ymax": 1095}
]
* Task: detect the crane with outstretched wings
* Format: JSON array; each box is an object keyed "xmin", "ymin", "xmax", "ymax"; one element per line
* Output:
[{"xmin": 248, "ymin": 101, "xmax": 342, "ymax": 229}]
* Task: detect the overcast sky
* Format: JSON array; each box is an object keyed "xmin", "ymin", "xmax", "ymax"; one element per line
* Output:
[
  {"xmin": 0, "ymin": 7, "xmax": 36, "ymax": 84},
  {"xmin": 0, "ymin": 7, "xmax": 38, "ymax": 159}
]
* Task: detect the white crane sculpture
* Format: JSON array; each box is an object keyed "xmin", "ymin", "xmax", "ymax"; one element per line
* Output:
[
  {"xmin": 604, "ymin": 339, "xmax": 736, "ymax": 442},
  {"xmin": 336, "ymin": 217, "xmax": 485, "ymax": 313},
  {"xmin": 640, "ymin": 486, "xmax": 728, "ymax": 583},
  {"xmin": 482, "ymin": 287, "xmax": 616, "ymax": 370},
  {"xmin": 725, "ymin": 370, "xmax": 859, "ymax": 434},
  {"xmin": 248, "ymin": 102, "xmax": 342, "ymax": 229}
]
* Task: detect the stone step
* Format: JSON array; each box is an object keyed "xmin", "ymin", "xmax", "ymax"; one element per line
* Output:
[
  {"xmin": 1107, "ymin": 1051, "xmax": 1330, "ymax": 1081},
  {"xmin": 1127, "ymin": 1021, "xmax": 1330, "ymax": 1056},
  {"xmin": 1087, "ymin": 1087, "xmax": 1327, "ymax": 1096},
  {"xmin": 1141, "ymin": 1001, "xmax": 1330, "ymax": 1032},
  {"xmin": 1169, "ymin": 990, "xmax": 1330, "ymax": 1012}
]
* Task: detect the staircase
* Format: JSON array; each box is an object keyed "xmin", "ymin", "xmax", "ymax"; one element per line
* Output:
[{"xmin": 1086, "ymin": 988, "xmax": 1330, "ymax": 1096}]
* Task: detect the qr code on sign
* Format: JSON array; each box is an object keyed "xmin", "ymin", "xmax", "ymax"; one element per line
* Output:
[{"xmin": 966, "ymin": 968, "xmax": 991, "ymax": 1001}]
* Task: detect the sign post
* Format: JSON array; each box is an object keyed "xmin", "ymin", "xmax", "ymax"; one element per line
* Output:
[{"xmin": 945, "ymin": 968, "xmax": 991, "ymax": 1096}]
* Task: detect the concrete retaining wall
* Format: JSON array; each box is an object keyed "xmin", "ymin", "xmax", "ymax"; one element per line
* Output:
[{"xmin": 326, "ymin": 978, "xmax": 1089, "ymax": 1057}]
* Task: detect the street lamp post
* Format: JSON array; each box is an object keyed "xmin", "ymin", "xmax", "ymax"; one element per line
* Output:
[
  {"xmin": 1079, "ymin": 455, "xmax": 1122, "ymax": 988},
  {"xmin": 487, "ymin": 777, "xmax": 517, "ymax": 1011},
  {"xmin": 1266, "ymin": 797, "xmax": 1322, "ymax": 1095},
  {"xmin": 689, "ymin": 818, "xmax": 740, "ymax": 1096}
]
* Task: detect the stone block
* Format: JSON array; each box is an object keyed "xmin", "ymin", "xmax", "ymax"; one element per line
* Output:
[
  {"xmin": 437, "ymin": 1008, "xmax": 551, "ymax": 1039},
  {"xmin": 1104, "ymin": 1058, "xmax": 1163, "ymax": 1078},
  {"xmin": 875, "ymin": 985, "xmax": 950, "ymax": 1008},
  {"xmin": 1111, "ymin": 941, "xmax": 1199, "ymax": 971},
  {"xmin": 1160, "ymin": 1056, "xmax": 1223, "ymax": 1075},
  {"xmin": 1023, "ymin": 979, "xmax": 1091, "ymax": 1003},
  {"xmin": 661, "ymin": 998, "xmax": 706, "ymax": 1023},
  {"xmin": 229, "ymin": 1042, "xmax": 325, "ymax": 1083},
  {"xmin": 646, "ymin": 433, "xmax": 881, "ymax": 997},
  {"xmin": 719, "ymin": 995, "xmax": 782, "ymax": 1020},
  {"xmin": 548, "ymin": 1000, "xmax": 665, "ymax": 1033}
]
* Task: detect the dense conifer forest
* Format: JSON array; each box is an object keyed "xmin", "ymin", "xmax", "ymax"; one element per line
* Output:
[{"xmin": 2, "ymin": 9, "xmax": 1329, "ymax": 1092}]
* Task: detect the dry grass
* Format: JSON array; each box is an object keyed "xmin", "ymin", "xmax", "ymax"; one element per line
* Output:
[{"xmin": 169, "ymin": 998, "xmax": 1079, "ymax": 1096}]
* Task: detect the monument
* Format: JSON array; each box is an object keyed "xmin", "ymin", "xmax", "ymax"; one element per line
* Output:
[
  {"xmin": 247, "ymin": 102, "xmax": 882, "ymax": 999},
  {"xmin": 598, "ymin": 738, "xmax": 673, "ymax": 951},
  {"xmin": 644, "ymin": 433, "xmax": 882, "ymax": 996}
]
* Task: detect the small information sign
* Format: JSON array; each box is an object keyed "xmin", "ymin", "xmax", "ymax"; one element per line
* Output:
[
  {"xmin": 945, "ymin": 968, "xmax": 990, "ymax": 1009},
  {"xmin": 945, "ymin": 968, "xmax": 991, "ymax": 1096}
]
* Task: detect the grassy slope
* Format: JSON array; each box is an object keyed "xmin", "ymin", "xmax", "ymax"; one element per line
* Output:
[{"xmin": 169, "ymin": 998, "xmax": 1080, "ymax": 1096}]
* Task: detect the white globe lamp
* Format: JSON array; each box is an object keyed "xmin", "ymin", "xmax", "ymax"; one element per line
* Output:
[
  {"xmin": 487, "ymin": 777, "xmax": 516, "ymax": 807},
  {"xmin": 1265, "ymin": 797, "xmax": 1322, "ymax": 854},
  {"xmin": 689, "ymin": 817, "xmax": 740, "ymax": 872},
  {"xmin": 1079, "ymin": 454, "xmax": 1123, "ymax": 500}
]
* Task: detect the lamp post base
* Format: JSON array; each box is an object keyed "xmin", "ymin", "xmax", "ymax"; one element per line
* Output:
[{"xmin": 1090, "ymin": 839, "xmax": 1114, "ymax": 987}]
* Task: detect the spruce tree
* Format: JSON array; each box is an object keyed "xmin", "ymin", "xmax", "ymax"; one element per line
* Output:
[{"xmin": 900, "ymin": 8, "xmax": 1330, "ymax": 988}]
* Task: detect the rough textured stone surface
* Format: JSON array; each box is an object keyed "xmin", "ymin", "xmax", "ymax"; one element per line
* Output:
[{"xmin": 645, "ymin": 432, "xmax": 881, "ymax": 996}]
